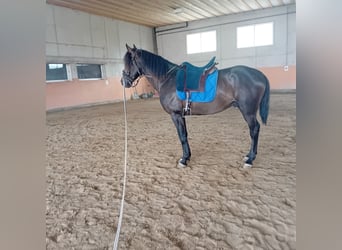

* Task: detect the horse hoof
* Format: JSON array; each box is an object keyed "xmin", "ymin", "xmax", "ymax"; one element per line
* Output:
[
  {"xmin": 243, "ymin": 163, "xmax": 252, "ymax": 169},
  {"xmin": 177, "ymin": 159, "xmax": 188, "ymax": 168},
  {"xmin": 243, "ymin": 156, "xmax": 249, "ymax": 162},
  {"xmin": 178, "ymin": 162, "xmax": 187, "ymax": 168}
]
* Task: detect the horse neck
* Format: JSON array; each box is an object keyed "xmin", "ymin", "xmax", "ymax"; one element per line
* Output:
[{"xmin": 141, "ymin": 54, "xmax": 176, "ymax": 91}]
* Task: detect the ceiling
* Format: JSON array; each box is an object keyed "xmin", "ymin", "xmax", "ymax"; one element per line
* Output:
[{"xmin": 47, "ymin": 0, "xmax": 296, "ymax": 27}]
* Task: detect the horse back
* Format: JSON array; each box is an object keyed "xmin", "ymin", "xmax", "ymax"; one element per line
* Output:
[{"xmin": 220, "ymin": 66, "xmax": 268, "ymax": 97}]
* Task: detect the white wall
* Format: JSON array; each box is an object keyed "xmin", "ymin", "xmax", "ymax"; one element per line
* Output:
[
  {"xmin": 156, "ymin": 4, "xmax": 296, "ymax": 69},
  {"xmin": 46, "ymin": 4, "xmax": 155, "ymax": 77}
]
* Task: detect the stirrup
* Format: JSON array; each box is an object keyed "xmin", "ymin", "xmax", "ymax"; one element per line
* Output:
[{"xmin": 183, "ymin": 91, "xmax": 191, "ymax": 116}]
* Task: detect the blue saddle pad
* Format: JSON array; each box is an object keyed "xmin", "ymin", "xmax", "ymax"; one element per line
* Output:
[{"xmin": 176, "ymin": 70, "xmax": 218, "ymax": 103}]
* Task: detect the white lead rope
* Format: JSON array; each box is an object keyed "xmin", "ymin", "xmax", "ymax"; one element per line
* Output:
[{"xmin": 112, "ymin": 87, "xmax": 128, "ymax": 250}]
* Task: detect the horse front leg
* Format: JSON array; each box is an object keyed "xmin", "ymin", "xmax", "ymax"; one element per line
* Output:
[{"xmin": 171, "ymin": 112, "xmax": 191, "ymax": 168}]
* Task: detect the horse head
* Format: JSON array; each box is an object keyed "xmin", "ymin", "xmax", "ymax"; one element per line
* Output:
[{"xmin": 121, "ymin": 44, "xmax": 142, "ymax": 88}]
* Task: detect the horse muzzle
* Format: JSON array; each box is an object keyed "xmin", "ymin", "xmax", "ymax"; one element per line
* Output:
[{"xmin": 121, "ymin": 76, "xmax": 133, "ymax": 88}]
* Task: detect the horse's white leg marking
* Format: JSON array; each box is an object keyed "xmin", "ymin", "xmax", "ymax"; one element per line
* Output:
[
  {"xmin": 177, "ymin": 159, "xmax": 188, "ymax": 168},
  {"xmin": 243, "ymin": 163, "xmax": 253, "ymax": 169}
]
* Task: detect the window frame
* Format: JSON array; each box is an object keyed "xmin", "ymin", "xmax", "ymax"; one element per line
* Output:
[
  {"xmin": 46, "ymin": 63, "xmax": 72, "ymax": 83},
  {"xmin": 76, "ymin": 63, "xmax": 103, "ymax": 81}
]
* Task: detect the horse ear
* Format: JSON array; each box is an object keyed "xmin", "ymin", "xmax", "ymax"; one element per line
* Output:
[
  {"xmin": 133, "ymin": 44, "xmax": 137, "ymax": 49},
  {"xmin": 126, "ymin": 44, "xmax": 132, "ymax": 53}
]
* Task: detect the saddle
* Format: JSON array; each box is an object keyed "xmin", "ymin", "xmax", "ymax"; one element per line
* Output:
[
  {"xmin": 176, "ymin": 57, "xmax": 219, "ymax": 116},
  {"xmin": 176, "ymin": 57, "xmax": 218, "ymax": 92}
]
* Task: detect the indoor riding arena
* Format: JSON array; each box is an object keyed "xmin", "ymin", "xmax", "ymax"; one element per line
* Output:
[{"xmin": 46, "ymin": 1, "xmax": 296, "ymax": 249}]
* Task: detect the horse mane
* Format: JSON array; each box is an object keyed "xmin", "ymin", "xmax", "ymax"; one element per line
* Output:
[{"xmin": 138, "ymin": 49, "xmax": 176, "ymax": 78}]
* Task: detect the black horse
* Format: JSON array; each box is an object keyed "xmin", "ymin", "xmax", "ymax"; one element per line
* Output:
[{"xmin": 121, "ymin": 44, "xmax": 269, "ymax": 168}]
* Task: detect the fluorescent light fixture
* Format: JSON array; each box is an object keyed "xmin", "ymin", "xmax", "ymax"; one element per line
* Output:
[{"xmin": 155, "ymin": 22, "xmax": 188, "ymax": 32}]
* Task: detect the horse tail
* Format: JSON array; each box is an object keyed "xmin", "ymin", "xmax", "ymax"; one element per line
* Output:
[{"xmin": 259, "ymin": 75, "xmax": 270, "ymax": 125}]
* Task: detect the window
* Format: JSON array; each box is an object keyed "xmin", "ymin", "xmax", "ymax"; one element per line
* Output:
[
  {"xmin": 237, "ymin": 22, "xmax": 273, "ymax": 48},
  {"xmin": 46, "ymin": 63, "xmax": 68, "ymax": 81},
  {"xmin": 187, "ymin": 31, "xmax": 216, "ymax": 54},
  {"xmin": 76, "ymin": 64, "xmax": 102, "ymax": 80}
]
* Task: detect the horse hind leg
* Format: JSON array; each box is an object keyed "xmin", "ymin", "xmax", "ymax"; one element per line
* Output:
[{"xmin": 240, "ymin": 112, "xmax": 260, "ymax": 168}]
